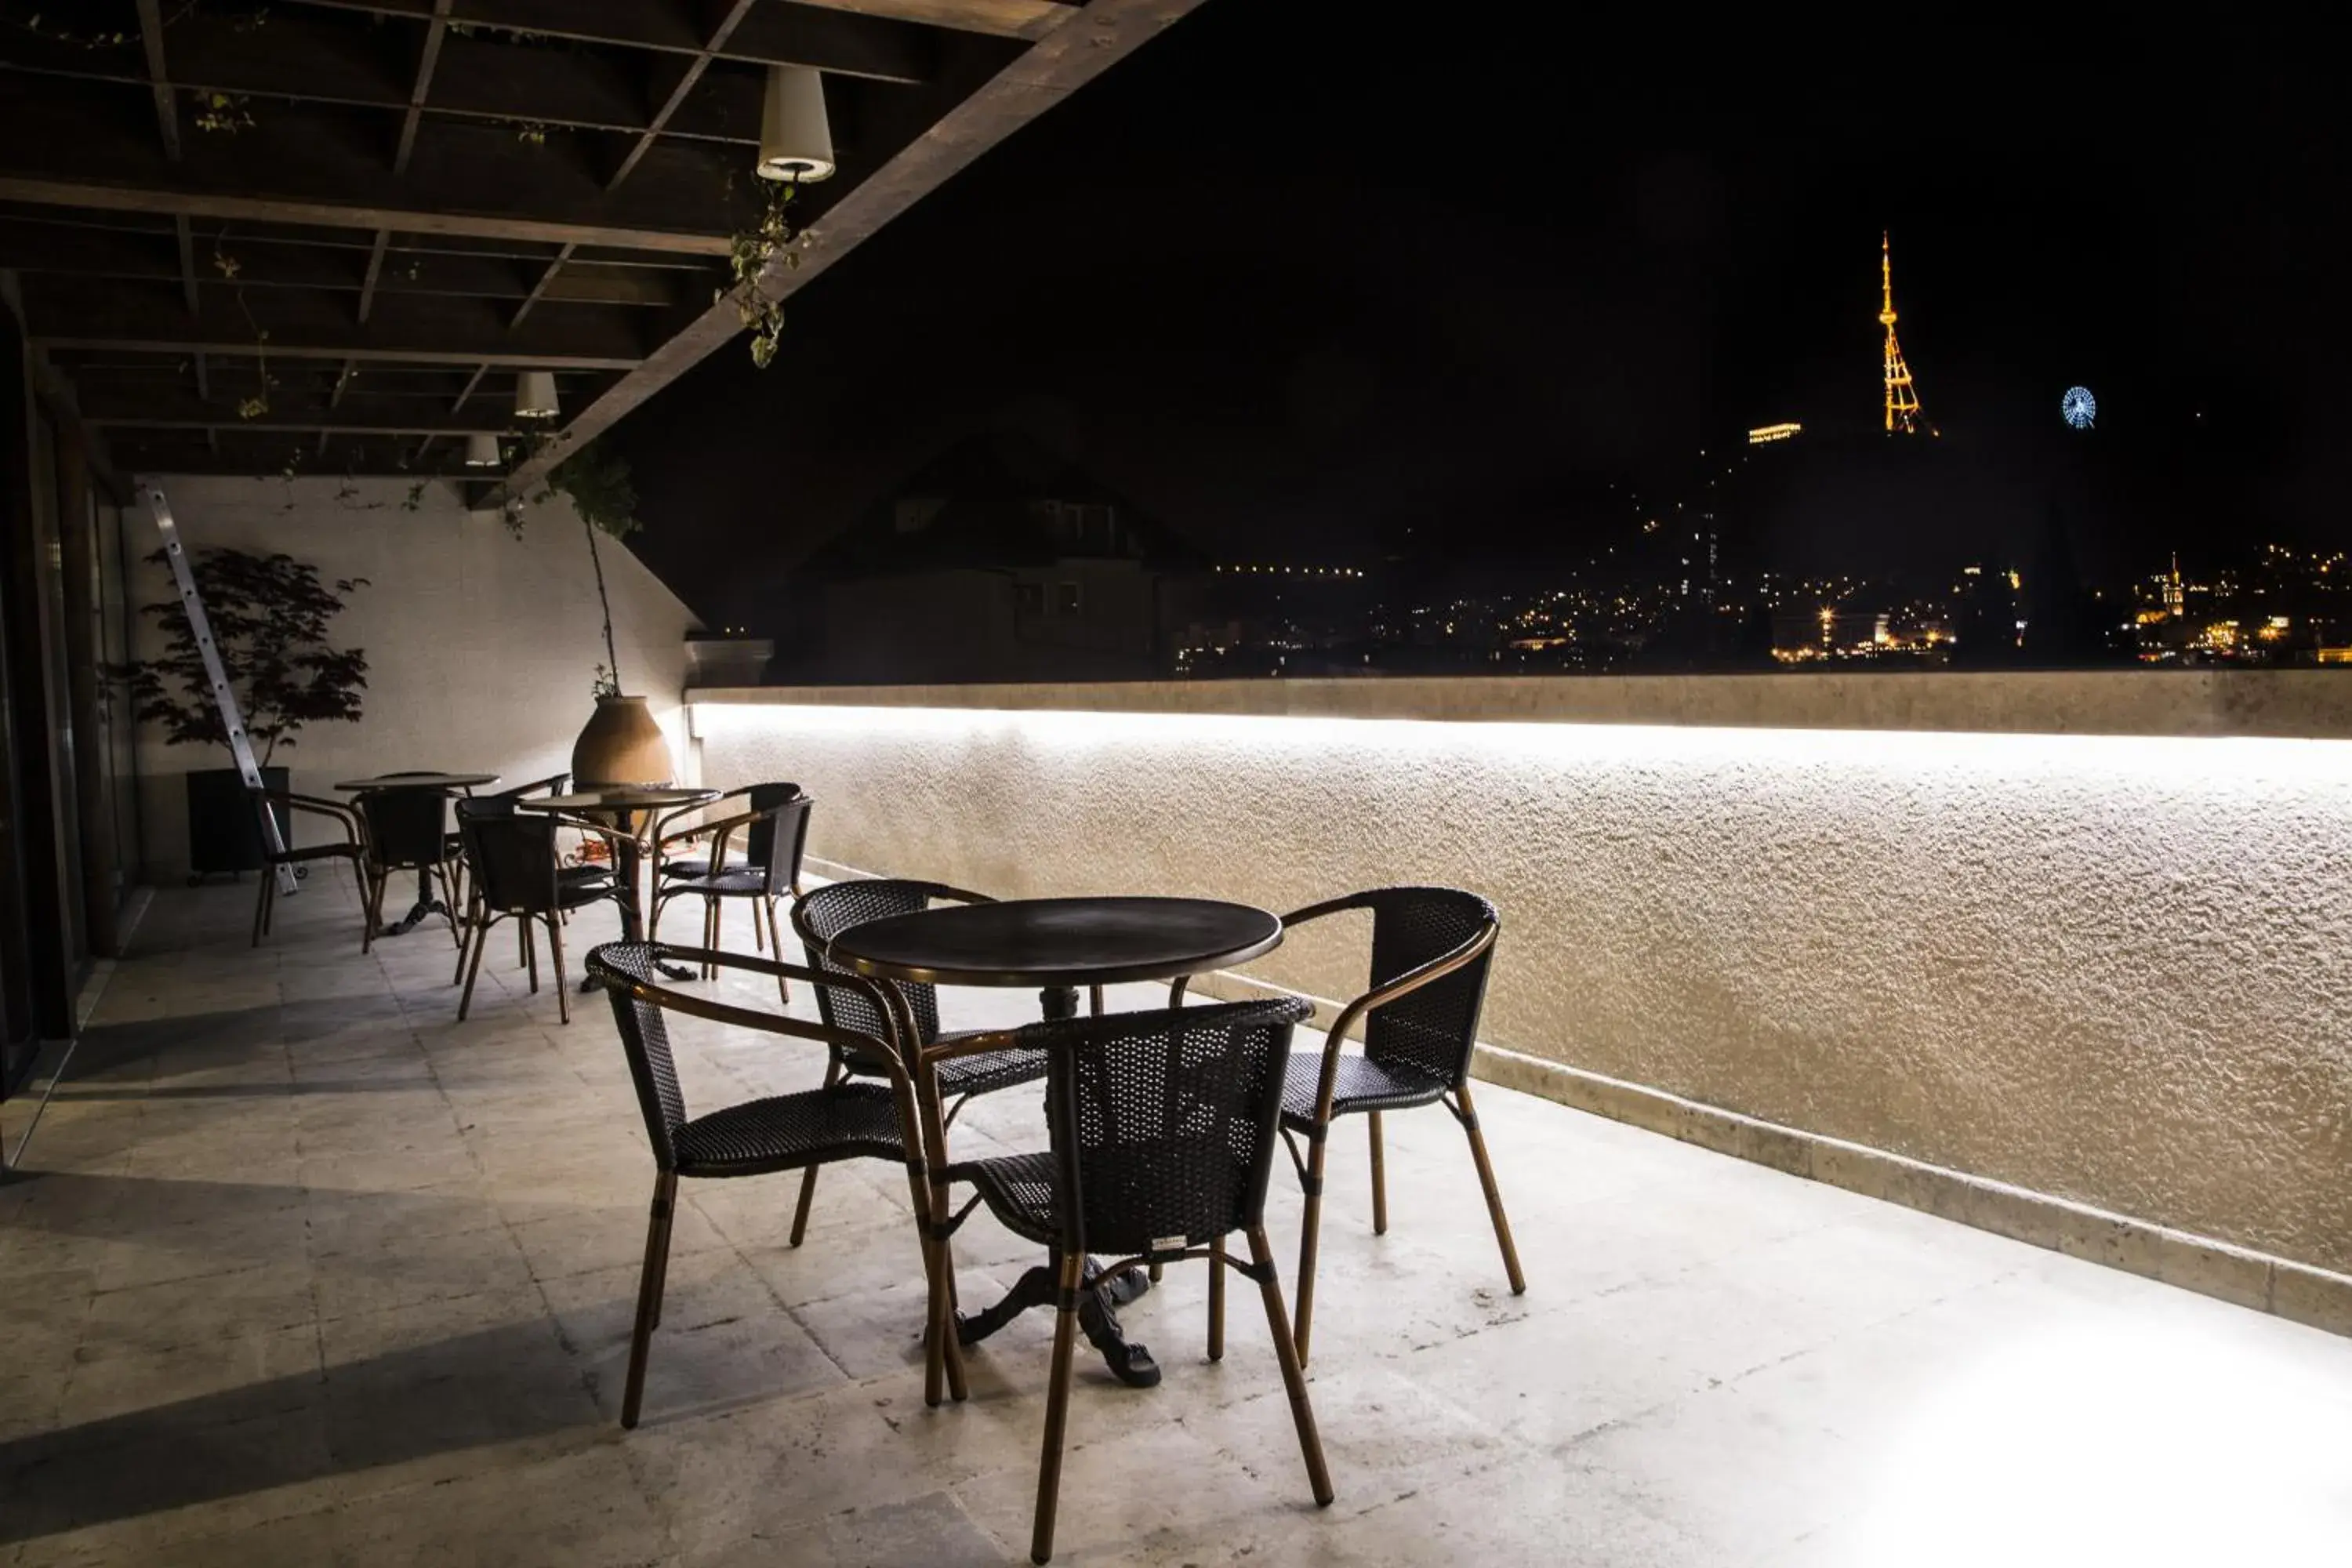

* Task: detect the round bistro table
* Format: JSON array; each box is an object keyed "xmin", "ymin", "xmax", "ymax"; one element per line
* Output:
[
  {"xmin": 517, "ymin": 787, "xmax": 719, "ymax": 982},
  {"xmin": 827, "ymin": 895, "xmax": 1283, "ymax": 1386},
  {"xmin": 332, "ymin": 771, "xmax": 499, "ymax": 935}
]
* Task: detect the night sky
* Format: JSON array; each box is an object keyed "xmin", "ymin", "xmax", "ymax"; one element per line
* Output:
[{"xmin": 620, "ymin": 5, "xmax": 2347, "ymax": 624}]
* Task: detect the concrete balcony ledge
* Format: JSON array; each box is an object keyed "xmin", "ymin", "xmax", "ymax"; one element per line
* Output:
[
  {"xmin": 694, "ymin": 675, "xmax": 2352, "ymax": 1341},
  {"xmin": 686, "ymin": 669, "xmax": 2352, "ymax": 741}
]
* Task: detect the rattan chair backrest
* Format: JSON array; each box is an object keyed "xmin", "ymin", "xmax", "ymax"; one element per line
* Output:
[
  {"xmin": 1029, "ymin": 996, "xmax": 1313, "ymax": 1260},
  {"xmin": 458, "ymin": 804, "xmax": 560, "ymax": 916},
  {"xmin": 1359, "ymin": 887, "xmax": 1497, "ymax": 1091}
]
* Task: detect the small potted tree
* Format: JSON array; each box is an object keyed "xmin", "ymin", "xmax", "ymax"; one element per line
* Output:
[{"xmin": 128, "ymin": 548, "xmax": 369, "ymax": 878}]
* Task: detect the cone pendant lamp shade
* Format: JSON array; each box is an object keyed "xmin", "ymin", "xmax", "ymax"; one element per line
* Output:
[
  {"xmin": 515, "ymin": 371, "xmax": 560, "ymax": 419},
  {"xmin": 758, "ymin": 65, "xmax": 835, "ymax": 182},
  {"xmin": 463, "ymin": 433, "xmax": 501, "ymax": 467}
]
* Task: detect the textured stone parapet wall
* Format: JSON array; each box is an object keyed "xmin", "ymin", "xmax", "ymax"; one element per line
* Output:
[{"xmin": 695, "ymin": 688, "xmax": 2352, "ymax": 1280}]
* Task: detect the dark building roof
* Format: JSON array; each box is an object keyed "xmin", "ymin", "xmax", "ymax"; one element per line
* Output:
[{"xmin": 806, "ymin": 428, "xmax": 1205, "ymax": 578}]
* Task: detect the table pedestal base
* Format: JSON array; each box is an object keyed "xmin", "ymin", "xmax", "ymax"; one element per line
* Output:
[{"xmin": 957, "ymin": 1258, "xmax": 1160, "ymax": 1388}]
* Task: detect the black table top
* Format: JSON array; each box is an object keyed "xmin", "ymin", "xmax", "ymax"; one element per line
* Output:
[
  {"xmin": 523, "ymin": 787, "xmax": 719, "ymax": 812},
  {"xmin": 829, "ymin": 895, "xmax": 1283, "ymax": 989},
  {"xmin": 333, "ymin": 771, "xmax": 499, "ymax": 792}
]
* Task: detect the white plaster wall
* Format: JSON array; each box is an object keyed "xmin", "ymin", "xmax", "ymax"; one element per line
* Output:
[
  {"xmin": 131, "ymin": 475, "xmax": 698, "ymax": 873},
  {"xmin": 695, "ymin": 697, "xmax": 2352, "ymax": 1278}
]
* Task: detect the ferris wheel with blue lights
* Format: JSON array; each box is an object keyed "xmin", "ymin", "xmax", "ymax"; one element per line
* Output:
[{"xmin": 2061, "ymin": 386, "xmax": 2096, "ymax": 430}]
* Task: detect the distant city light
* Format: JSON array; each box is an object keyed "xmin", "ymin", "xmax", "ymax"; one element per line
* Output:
[{"xmin": 1748, "ymin": 422, "xmax": 1803, "ymax": 445}]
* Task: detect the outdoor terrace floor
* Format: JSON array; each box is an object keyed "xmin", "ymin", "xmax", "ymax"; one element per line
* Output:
[{"xmin": 4, "ymin": 875, "xmax": 2349, "ymax": 1566}]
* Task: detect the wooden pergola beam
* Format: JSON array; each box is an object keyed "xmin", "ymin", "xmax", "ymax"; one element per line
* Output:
[{"xmin": 769, "ymin": 1, "xmax": 1080, "ymax": 42}]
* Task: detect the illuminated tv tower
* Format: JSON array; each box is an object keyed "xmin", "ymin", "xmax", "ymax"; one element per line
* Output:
[{"xmin": 1879, "ymin": 230, "xmax": 1923, "ymax": 434}]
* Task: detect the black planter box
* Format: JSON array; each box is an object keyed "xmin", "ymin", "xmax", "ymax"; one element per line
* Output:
[{"xmin": 185, "ymin": 764, "xmax": 289, "ymax": 878}]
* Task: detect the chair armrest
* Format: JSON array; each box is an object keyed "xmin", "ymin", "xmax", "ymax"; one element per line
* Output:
[
  {"xmin": 1276, "ymin": 891, "xmax": 1385, "ymax": 930},
  {"xmin": 1292, "ymin": 918, "xmax": 1497, "ymax": 1127},
  {"xmin": 648, "ymin": 788, "xmax": 749, "ymax": 842},
  {"xmin": 265, "ymin": 791, "xmax": 361, "ymax": 844}
]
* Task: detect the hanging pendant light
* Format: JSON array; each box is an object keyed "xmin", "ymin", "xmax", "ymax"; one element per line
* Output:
[
  {"xmin": 463, "ymin": 433, "xmax": 502, "ymax": 467},
  {"xmin": 757, "ymin": 65, "xmax": 835, "ymax": 182},
  {"xmin": 515, "ymin": 371, "xmax": 560, "ymax": 419}
]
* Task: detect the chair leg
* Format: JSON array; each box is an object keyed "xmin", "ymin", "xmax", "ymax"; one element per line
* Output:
[
  {"xmin": 456, "ymin": 913, "xmax": 492, "ymax": 1021},
  {"xmin": 1030, "ymin": 1249, "xmax": 1085, "ymax": 1565},
  {"xmin": 789, "ymin": 1060, "xmax": 841, "ymax": 1247},
  {"xmin": 365, "ymin": 866, "xmax": 389, "ymax": 944},
  {"xmin": 1293, "ymin": 1124, "xmax": 1330, "ymax": 1365},
  {"xmin": 1208, "ymin": 1233, "xmax": 1226, "ymax": 1362},
  {"xmin": 1369, "ymin": 1110, "xmax": 1388, "ymax": 1236},
  {"xmin": 353, "ymin": 862, "xmax": 370, "ymax": 953},
  {"xmin": 1454, "ymin": 1083, "xmax": 1526, "ymax": 1295},
  {"xmin": 522, "ymin": 919, "xmax": 539, "ymax": 993},
  {"xmin": 1249, "ymin": 1225, "xmax": 1334, "ymax": 1507},
  {"xmin": 621, "ymin": 1171, "xmax": 679, "ymax": 1429},
  {"xmin": 250, "ymin": 868, "xmax": 270, "ymax": 947},
  {"xmin": 906, "ymin": 1159, "xmax": 968, "ymax": 1409},
  {"xmin": 764, "ymin": 898, "xmax": 789, "ymax": 1002},
  {"xmin": 546, "ymin": 915, "xmax": 570, "ymax": 1025},
  {"xmin": 441, "ymin": 861, "xmax": 466, "ymax": 948},
  {"xmin": 452, "ymin": 891, "xmax": 477, "ymax": 986}
]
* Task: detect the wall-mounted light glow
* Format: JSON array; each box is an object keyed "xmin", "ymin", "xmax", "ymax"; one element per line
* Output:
[{"xmin": 686, "ymin": 698, "xmax": 2352, "ymax": 789}]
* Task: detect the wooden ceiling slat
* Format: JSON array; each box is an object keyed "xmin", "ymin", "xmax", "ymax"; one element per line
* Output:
[
  {"xmin": 133, "ymin": 0, "xmax": 182, "ymax": 161},
  {"xmin": 22, "ymin": 274, "xmax": 645, "ymax": 368},
  {"xmin": 356, "ymin": 230, "xmax": 390, "ymax": 322},
  {"xmin": 82, "ymin": 389, "xmax": 529, "ymax": 435},
  {"xmin": 606, "ymin": 0, "xmax": 759, "ymax": 192},
  {"xmin": 395, "ymin": 0, "xmax": 457, "ymax": 176},
  {"xmin": 172, "ymin": 214, "xmax": 199, "ymax": 312},
  {"xmin": 276, "ymin": 0, "xmax": 938, "ymax": 82}
]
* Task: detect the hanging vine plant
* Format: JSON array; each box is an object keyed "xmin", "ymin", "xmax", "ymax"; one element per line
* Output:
[
  {"xmin": 724, "ymin": 179, "xmax": 802, "ymax": 368},
  {"xmin": 533, "ymin": 437, "xmax": 637, "ymax": 539}
]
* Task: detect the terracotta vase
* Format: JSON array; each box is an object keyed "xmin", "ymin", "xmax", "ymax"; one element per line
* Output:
[{"xmin": 571, "ymin": 695, "xmax": 674, "ymax": 788}]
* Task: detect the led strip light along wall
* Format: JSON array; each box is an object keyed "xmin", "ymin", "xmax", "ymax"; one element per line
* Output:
[{"xmin": 691, "ymin": 694, "xmax": 2352, "ymax": 1290}]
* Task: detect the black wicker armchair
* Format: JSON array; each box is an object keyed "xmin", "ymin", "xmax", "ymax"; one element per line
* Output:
[
  {"xmin": 1271, "ymin": 887, "xmax": 1523, "ymax": 1365},
  {"xmin": 927, "ymin": 997, "xmax": 1333, "ymax": 1564},
  {"xmin": 647, "ymin": 789, "xmax": 811, "ymax": 987},
  {"xmin": 246, "ymin": 786, "xmax": 372, "ymax": 950},
  {"xmin": 585, "ymin": 941, "xmax": 964, "ymax": 1426},
  {"xmin": 787, "ymin": 878, "xmax": 1049, "ymax": 1247},
  {"xmin": 455, "ymin": 804, "xmax": 627, "ymax": 1024}
]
